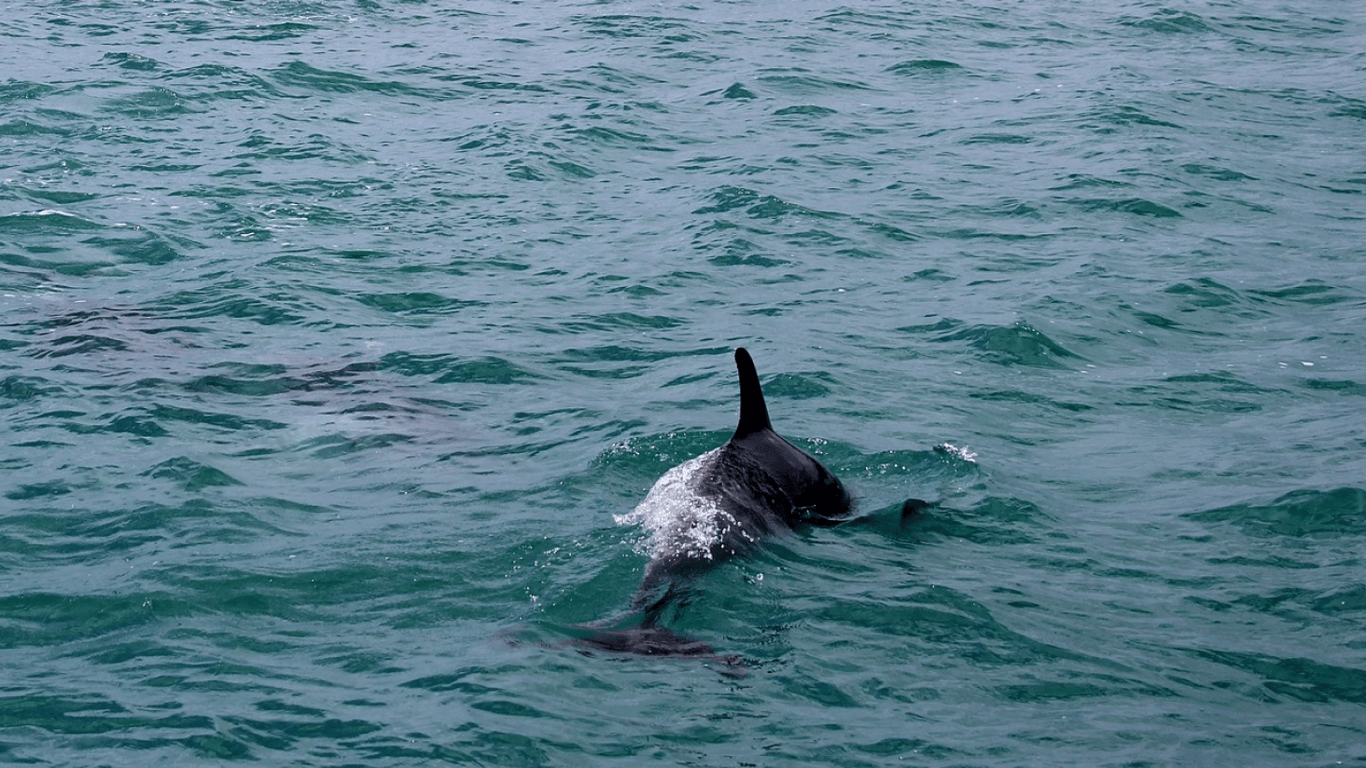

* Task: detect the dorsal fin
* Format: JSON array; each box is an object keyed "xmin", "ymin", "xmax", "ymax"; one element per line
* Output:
[{"xmin": 732, "ymin": 347, "xmax": 772, "ymax": 439}]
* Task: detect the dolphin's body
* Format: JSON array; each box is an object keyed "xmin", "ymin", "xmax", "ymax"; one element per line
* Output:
[{"xmin": 575, "ymin": 348, "xmax": 853, "ymax": 662}]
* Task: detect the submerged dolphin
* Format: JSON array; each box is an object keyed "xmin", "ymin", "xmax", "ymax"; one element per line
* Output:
[{"xmin": 574, "ymin": 348, "xmax": 857, "ymax": 662}]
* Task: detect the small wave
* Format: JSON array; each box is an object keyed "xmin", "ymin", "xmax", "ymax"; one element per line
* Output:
[
  {"xmin": 887, "ymin": 59, "xmax": 965, "ymax": 75},
  {"xmin": 1189, "ymin": 648, "xmax": 1366, "ymax": 704},
  {"xmin": 1069, "ymin": 197, "xmax": 1183, "ymax": 218},
  {"xmin": 100, "ymin": 51, "xmax": 160, "ymax": 70},
  {"xmin": 905, "ymin": 319, "xmax": 1081, "ymax": 369},
  {"xmin": 1120, "ymin": 9, "xmax": 1216, "ymax": 34},
  {"xmin": 0, "ymin": 210, "xmax": 105, "ymax": 233},
  {"xmin": 269, "ymin": 60, "xmax": 458, "ymax": 100},
  {"xmin": 141, "ymin": 457, "xmax": 243, "ymax": 492},
  {"xmin": 355, "ymin": 292, "xmax": 483, "ymax": 316},
  {"xmin": 1186, "ymin": 488, "xmax": 1366, "ymax": 538}
]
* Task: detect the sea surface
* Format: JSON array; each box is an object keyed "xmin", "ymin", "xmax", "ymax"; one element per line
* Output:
[{"xmin": 3, "ymin": 0, "xmax": 1365, "ymax": 764}]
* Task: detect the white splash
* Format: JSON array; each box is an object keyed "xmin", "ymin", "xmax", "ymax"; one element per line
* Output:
[
  {"xmin": 936, "ymin": 442, "xmax": 978, "ymax": 463},
  {"xmin": 615, "ymin": 448, "xmax": 740, "ymax": 561}
]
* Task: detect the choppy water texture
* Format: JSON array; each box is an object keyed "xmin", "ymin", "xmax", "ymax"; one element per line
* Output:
[{"xmin": 3, "ymin": 0, "xmax": 1366, "ymax": 764}]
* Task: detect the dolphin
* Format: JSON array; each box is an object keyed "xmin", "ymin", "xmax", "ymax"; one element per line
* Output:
[{"xmin": 573, "ymin": 348, "xmax": 857, "ymax": 664}]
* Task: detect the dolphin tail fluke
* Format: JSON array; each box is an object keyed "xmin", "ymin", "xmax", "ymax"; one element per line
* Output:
[{"xmin": 567, "ymin": 574, "xmax": 747, "ymax": 675}]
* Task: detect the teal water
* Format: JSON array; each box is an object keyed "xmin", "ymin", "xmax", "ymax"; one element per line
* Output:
[{"xmin": 3, "ymin": 0, "xmax": 1365, "ymax": 764}]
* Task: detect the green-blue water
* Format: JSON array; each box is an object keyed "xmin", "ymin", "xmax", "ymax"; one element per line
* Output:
[{"xmin": 3, "ymin": 0, "xmax": 1365, "ymax": 764}]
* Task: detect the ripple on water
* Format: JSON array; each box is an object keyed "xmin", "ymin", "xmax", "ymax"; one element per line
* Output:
[
  {"xmin": 1186, "ymin": 487, "xmax": 1366, "ymax": 538},
  {"xmin": 899, "ymin": 318, "xmax": 1082, "ymax": 369}
]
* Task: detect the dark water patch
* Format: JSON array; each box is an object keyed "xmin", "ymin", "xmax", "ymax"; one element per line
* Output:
[
  {"xmin": 99, "ymin": 51, "xmax": 160, "ymax": 71},
  {"xmin": 0, "ymin": 118, "xmax": 72, "ymax": 137},
  {"xmin": 0, "ymin": 81, "xmax": 58, "ymax": 103},
  {"xmin": 375, "ymin": 352, "xmax": 463, "ymax": 379},
  {"xmin": 703, "ymin": 241, "xmax": 787, "ymax": 268},
  {"xmin": 815, "ymin": 583, "xmax": 1092, "ymax": 668},
  {"xmin": 906, "ymin": 496, "xmax": 1048, "ymax": 546},
  {"xmin": 694, "ymin": 185, "xmax": 840, "ymax": 221},
  {"xmin": 1124, "ymin": 380, "xmax": 1266, "ymax": 414},
  {"xmin": 1329, "ymin": 100, "xmax": 1366, "ymax": 121},
  {"xmin": 225, "ymin": 21, "xmax": 318, "ymax": 42},
  {"xmin": 141, "ymin": 457, "xmax": 243, "ymax": 491},
  {"xmin": 1249, "ymin": 281, "xmax": 1359, "ymax": 307},
  {"xmin": 1188, "ymin": 587, "xmax": 1324, "ymax": 624},
  {"xmin": 1083, "ymin": 105, "xmax": 1184, "ymax": 132},
  {"xmin": 1181, "ymin": 163, "xmax": 1256, "ymax": 182},
  {"xmin": 223, "ymin": 714, "xmax": 382, "ymax": 751},
  {"xmin": 26, "ymin": 332, "xmax": 128, "ymax": 358},
  {"xmin": 0, "ymin": 210, "xmax": 105, "ymax": 234},
  {"xmin": 548, "ymin": 159, "xmax": 596, "ymax": 179},
  {"xmin": 996, "ymin": 673, "xmax": 1174, "ymax": 702},
  {"xmin": 758, "ymin": 73, "xmax": 873, "ymax": 95},
  {"xmin": 5, "ymin": 480, "xmax": 73, "ymax": 501},
  {"xmin": 149, "ymin": 290, "xmax": 306, "ymax": 326},
  {"xmin": 11, "ymin": 186, "xmax": 100, "ymax": 205},
  {"xmin": 185, "ymin": 361, "xmax": 379, "ymax": 397},
  {"xmin": 101, "ymin": 86, "xmax": 197, "ymax": 119},
  {"xmin": 1302, "ymin": 378, "xmax": 1366, "ymax": 396},
  {"xmin": 556, "ymin": 345, "xmax": 724, "ymax": 372},
  {"xmin": 1205, "ymin": 554, "xmax": 1321, "ymax": 571},
  {"xmin": 270, "ymin": 61, "xmax": 455, "ymax": 100},
  {"xmin": 185, "ymin": 372, "xmax": 307, "ymax": 398},
  {"xmin": 434, "ymin": 358, "xmax": 541, "ymax": 385},
  {"xmin": 887, "ymin": 59, "xmax": 965, "ymax": 75},
  {"xmin": 717, "ymin": 82, "xmax": 756, "ymax": 100},
  {"xmin": 1162, "ymin": 277, "xmax": 1258, "ymax": 312},
  {"xmin": 1191, "ymin": 649, "xmax": 1366, "ymax": 704},
  {"xmin": 300, "ymin": 432, "xmax": 415, "ymax": 459},
  {"xmin": 231, "ymin": 131, "xmax": 370, "ymax": 165},
  {"xmin": 969, "ymin": 389, "xmax": 1094, "ymax": 413},
  {"xmin": 1121, "ymin": 9, "xmax": 1216, "ymax": 34},
  {"xmin": 961, "ymin": 133, "xmax": 1032, "ymax": 145},
  {"xmin": 1050, "ymin": 173, "xmax": 1133, "ymax": 192},
  {"xmin": 559, "ymin": 63, "xmax": 670, "ymax": 95},
  {"xmin": 575, "ymin": 12, "xmax": 695, "ymax": 40},
  {"xmin": 84, "ymin": 229, "xmax": 188, "ymax": 266},
  {"xmin": 355, "ymin": 292, "xmax": 483, "ymax": 315},
  {"xmin": 569, "ymin": 125, "xmax": 672, "ymax": 153},
  {"xmin": 0, "ymin": 693, "xmax": 216, "ymax": 737},
  {"xmin": 435, "ymin": 73, "xmax": 551, "ymax": 93},
  {"xmin": 0, "ymin": 593, "xmax": 158, "ymax": 649},
  {"xmin": 1196, "ymin": 582, "xmax": 1366, "ymax": 623},
  {"xmin": 1186, "ymin": 488, "xmax": 1366, "ymax": 538},
  {"xmin": 1163, "ymin": 371, "xmax": 1275, "ymax": 395},
  {"xmin": 1070, "ymin": 197, "xmax": 1183, "ymax": 218},
  {"xmin": 103, "ymin": 413, "xmax": 170, "ymax": 438},
  {"xmin": 1130, "ymin": 309, "xmax": 1190, "ymax": 333},
  {"xmin": 560, "ymin": 312, "xmax": 682, "ymax": 332},
  {"xmin": 774, "ymin": 104, "xmax": 837, "ymax": 117},
  {"xmin": 1311, "ymin": 584, "xmax": 1366, "ymax": 615},
  {"xmin": 80, "ymin": 638, "xmax": 179, "ymax": 668},
  {"xmin": 164, "ymin": 64, "xmax": 294, "ymax": 101},
  {"xmin": 0, "ymin": 376, "xmax": 54, "ymax": 405},
  {"xmin": 903, "ymin": 319, "xmax": 1081, "ymax": 369},
  {"xmin": 815, "ymin": 7, "xmax": 922, "ymax": 32},
  {"xmin": 55, "ymin": 499, "xmax": 290, "ymax": 554}
]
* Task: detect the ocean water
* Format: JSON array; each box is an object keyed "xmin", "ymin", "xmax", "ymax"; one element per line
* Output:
[{"xmin": 3, "ymin": 0, "xmax": 1365, "ymax": 764}]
